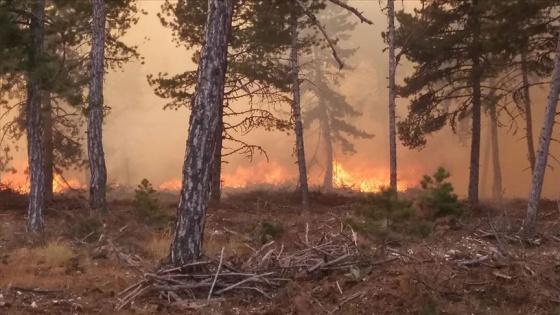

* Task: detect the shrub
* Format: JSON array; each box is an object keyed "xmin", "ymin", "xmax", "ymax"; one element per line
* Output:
[
  {"xmin": 71, "ymin": 215, "xmax": 102, "ymax": 241},
  {"xmin": 347, "ymin": 187, "xmax": 414, "ymax": 239},
  {"xmin": 419, "ymin": 167, "xmax": 462, "ymax": 218},
  {"xmin": 251, "ymin": 220, "xmax": 285, "ymax": 244},
  {"xmin": 133, "ymin": 179, "xmax": 170, "ymax": 227}
]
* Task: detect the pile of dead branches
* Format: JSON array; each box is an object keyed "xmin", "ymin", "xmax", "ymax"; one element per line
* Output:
[{"xmin": 117, "ymin": 225, "xmax": 398, "ymax": 310}]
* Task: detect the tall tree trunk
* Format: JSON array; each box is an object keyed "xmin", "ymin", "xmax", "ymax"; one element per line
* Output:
[
  {"xmin": 388, "ymin": 0, "xmax": 397, "ymax": 190},
  {"xmin": 468, "ymin": 0, "xmax": 481, "ymax": 207},
  {"xmin": 42, "ymin": 90, "xmax": 54, "ymax": 203},
  {"xmin": 290, "ymin": 7, "xmax": 310, "ymax": 212},
  {"xmin": 480, "ymin": 122, "xmax": 490, "ymax": 199},
  {"xmin": 321, "ymin": 118, "xmax": 334, "ymax": 191},
  {"xmin": 170, "ymin": 0, "xmax": 233, "ymax": 265},
  {"xmin": 26, "ymin": 0, "xmax": 46, "ymax": 232},
  {"xmin": 489, "ymin": 102, "xmax": 503, "ymax": 201},
  {"xmin": 87, "ymin": 0, "xmax": 108, "ymax": 214},
  {"xmin": 209, "ymin": 107, "xmax": 223, "ymax": 204},
  {"xmin": 524, "ymin": 32, "xmax": 560, "ymax": 236},
  {"xmin": 312, "ymin": 48, "xmax": 334, "ymax": 191},
  {"xmin": 521, "ymin": 49, "xmax": 536, "ymax": 173}
]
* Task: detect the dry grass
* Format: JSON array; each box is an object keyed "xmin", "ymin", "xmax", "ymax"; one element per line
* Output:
[
  {"xmin": 141, "ymin": 230, "xmax": 172, "ymax": 260},
  {"xmin": 203, "ymin": 229, "xmax": 252, "ymax": 257},
  {"xmin": 0, "ymin": 240, "xmax": 76, "ymax": 288}
]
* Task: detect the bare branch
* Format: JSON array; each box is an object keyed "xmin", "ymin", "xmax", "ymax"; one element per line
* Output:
[
  {"xmin": 295, "ymin": 0, "xmax": 344, "ymax": 69},
  {"xmin": 328, "ymin": 0, "xmax": 373, "ymax": 25}
]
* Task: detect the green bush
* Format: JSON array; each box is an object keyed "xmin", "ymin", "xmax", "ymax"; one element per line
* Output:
[
  {"xmin": 419, "ymin": 167, "xmax": 462, "ymax": 218},
  {"xmin": 251, "ymin": 220, "xmax": 284, "ymax": 244},
  {"xmin": 71, "ymin": 215, "xmax": 102, "ymax": 241},
  {"xmin": 133, "ymin": 179, "xmax": 170, "ymax": 227},
  {"xmin": 347, "ymin": 187, "xmax": 414, "ymax": 239}
]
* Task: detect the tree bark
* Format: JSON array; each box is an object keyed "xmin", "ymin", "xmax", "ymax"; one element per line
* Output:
[
  {"xmin": 467, "ymin": 0, "xmax": 482, "ymax": 207},
  {"xmin": 42, "ymin": 90, "xmax": 54, "ymax": 203},
  {"xmin": 388, "ymin": 0, "xmax": 397, "ymax": 190},
  {"xmin": 290, "ymin": 7, "xmax": 310, "ymax": 212},
  {"xmin": 489, "ymin": 101, "xmax": 503, "ymax": 201},
  {"xmin": 521, "ymin": 49, "xmax": 536, "ymax": 173},
  {"xmin": 524, "ymin": 31, "xmax": 560, "ymax": 235},
  {"xmin": 209, "ymin": 107, "xmax": 223, "ymax": 204},
  {"xmin": 170, "ymin": 0, "xmax": 233, "ymax": 265},
  {"xmin": 26, "ymin": 0, "xmax": 46, "ymax": 232},
  {"xmin": 87, "ymin": 0, "xmax": 108, "ymax": 214}
]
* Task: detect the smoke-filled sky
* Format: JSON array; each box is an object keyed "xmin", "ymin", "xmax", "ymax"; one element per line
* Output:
[{"xmin": 5, "ymin": 0, "xmax": 560, "ymax": 199}]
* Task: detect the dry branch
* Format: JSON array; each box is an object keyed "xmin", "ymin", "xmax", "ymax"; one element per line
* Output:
[
  {"xmin": 328, "ymin": 0, "xmax": 373, "ymax": 25},
  {"xmin": 117, "ymin": 226, "xmax": 398, "ymax": 310}
]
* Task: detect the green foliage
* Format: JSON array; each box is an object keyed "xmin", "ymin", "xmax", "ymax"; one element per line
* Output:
[
  {"xmin": 251, "ymin": 220, "xmax": 285, "ymax": 245},
  {"xmin": 419, "ymin": 167, "xmax": 462, "ymax": 218},
  {"xmin": 133, "ymin": 179, "xmax": 170, "ymax": 228},
  {"xmin": 70, "ymin": 216, "xmax": 102, "ymax": 241},
  {"xmin": 346, "ymin": 187, "xmax": 415, "ymax": 239}
]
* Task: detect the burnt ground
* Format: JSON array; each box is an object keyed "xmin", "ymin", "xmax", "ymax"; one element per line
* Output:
[{"xmin": 1, "ymin": 189, "xmax": 560, "ymax": 315}]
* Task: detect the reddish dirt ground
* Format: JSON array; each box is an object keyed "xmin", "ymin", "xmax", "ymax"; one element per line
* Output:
[{"xmin": 2, "ymin": 189, "xmax": 560, "ymax": 314}]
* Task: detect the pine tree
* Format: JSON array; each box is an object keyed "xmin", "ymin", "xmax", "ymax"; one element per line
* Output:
[
  {"xmin": 394, "ymin": 0, "xmax": 504, "ymax": 206},
  {"xmin": 302, "ymin": 3, "xmax": 372, "ymax": 191},
  {"xmin": 524, "ymin": 31, "xmax": 560, "ymax": 236},
  {"xmin": 25, "ymin": 0, "xmax": 47, "ymax": 232},
  {"xmin": 170, "ymin": 0, "xmax": 233, "ymax": 265},
  {"xmin": 0, "ymin": 0, "xmax": 142, "ymax": 202}
]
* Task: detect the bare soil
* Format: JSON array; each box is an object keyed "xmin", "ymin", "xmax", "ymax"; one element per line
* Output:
[{"xmin": 2, "ymin": 190, "xmax": 560, "ymax": 314}]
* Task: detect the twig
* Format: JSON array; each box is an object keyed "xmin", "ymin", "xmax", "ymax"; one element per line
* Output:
[
  {"xmin": 295, "ymin": 0, "xmax": 344, "ymax": 69},
  {"xmin": 328, "ymin": 0, "xmax": 373, "ymax": 24},
  {"xmin": 458, "ymin": 255, "xmax": 490, "ymax": 266},
  {"xmin": 208, "ymin": 247, "xmax": 225, "ymax": 300},
  {"xmin": 214, "ymin": 272, "xmax": 274, "ymax": 295}
]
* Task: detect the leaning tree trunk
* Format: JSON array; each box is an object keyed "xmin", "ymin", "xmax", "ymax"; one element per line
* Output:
[
  {"xmin": 290, "ymin": 7, "xmax": 310, "ymax": 212},
  {"xmin": 26, "ymin": 0, "xmax": 46, "ymax": 232},
  {"xmin": 388, "ymin": 0, "xmax": 397, "ymax": 190},
  {"xmin": 170, "ymin": 0, "xmax": 233, "ymax": 266},
  {"xmin": 42, "ymin": 90, "xmax": 54, "ymax": 204},
  {"xmin": 87, "ymin": 0, "xmax": 108, "ymax": 214},
  {"xmin": 209, "ymin": 106, "xmax": 224, "ymax": 204},
  {"xmin": 467, "ymin": 4, "xmax": 482, "ymax": 207},
  {"xmin": 524, "ymin": 32, "xmax": 560, "ymax": 236},
  {"xmin": 521, "ymin": 49, "xmax": 536, "ymax": 173},
  {"xmin": 489, "ymin": 101, "xmax": 503, "ymax": 201}
]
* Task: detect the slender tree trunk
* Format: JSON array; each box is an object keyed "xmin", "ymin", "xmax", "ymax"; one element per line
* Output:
[
  {"xmin": 388, "ymin": 0, "xmax": 397, "ymax": 190},
  {"xmin": 290, "ymin": 8, "xmax": 310, "ymax": 212},
  {"xmin": 87, "ymin": 0, "xmax": 108, "ymax": 214},
  {"xmin": 321, "ymin": 118, "xmax": 334, "ymax": 191},
  {"xmin": 42, "ymin": 90, "xmax": 54, "ymax": 203},
  {"xmin": 209, "ymin": 107, "xmax": 223, "ymax": 204},
  {"xmin": 524, "ymin": 32, "xmax": 560, "ymax": 235},
  {"xmin": 26, "ymin": 0, "xmax": 46, "ymax": 232},
  {"xmin": 468, "ymin": 0, "xmax": 481, "ymax": 207},
  {"xmin": 170, "ymin": 0, "xmax": 233, "ymax": 265},
  {"xmin": 521, "ymin": 49, "xmax": 536, "ymax": 173},
  {"xmin": 312, "ymin": 48, "xmax": 334, "ymax": 191},
  {"xmin": 489, "ymin": 102, "xmax": 503, "ymax": 201},
  {"xmin": 480, "ymin": 122, "xmax": 490, "ymax": 199}
]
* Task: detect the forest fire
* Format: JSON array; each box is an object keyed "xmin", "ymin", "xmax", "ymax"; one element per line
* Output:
[
  {"xmin": 332, "ymin": 162, "xmax": 414, "ymax": 192},
  {"xmin": 0, "ymin": 172, "xmax": 84, "ymax": 194},
  {"xmin": 157, "ymin": 160, "xmax": 419, "ymax": 192}
]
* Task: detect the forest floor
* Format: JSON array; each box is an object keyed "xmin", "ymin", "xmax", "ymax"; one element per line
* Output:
[{"xmin": 2, "ymin": 188, "xmax": 560, "ymax": 314}]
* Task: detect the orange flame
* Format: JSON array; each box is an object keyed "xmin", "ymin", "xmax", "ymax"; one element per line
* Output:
[
  {"xmin": 332, "ymin": 161, "xmax": 413, "ymax": 192},
  {"xmin": 157, "ymin": 160, "xmax": 419, "ymax": 192},
  {"xmin": 1, "ymin": 172, "xmax": 84, "ymax": 193}
]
